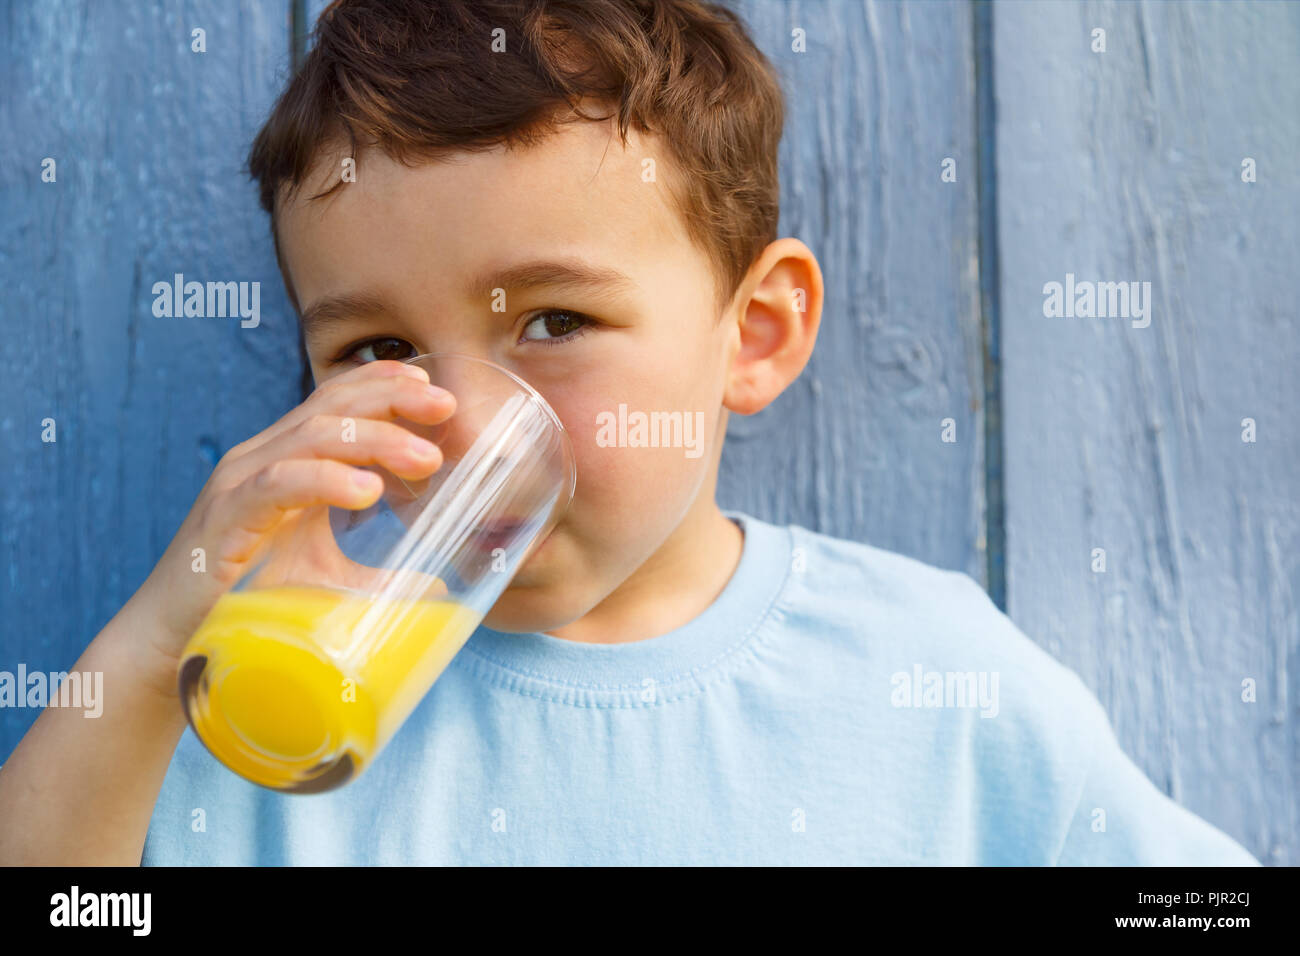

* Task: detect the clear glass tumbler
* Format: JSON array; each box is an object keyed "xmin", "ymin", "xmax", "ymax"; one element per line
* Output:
[{"xmin": 177, "ymin": 353, "xmax": 576, "ymax": 793}]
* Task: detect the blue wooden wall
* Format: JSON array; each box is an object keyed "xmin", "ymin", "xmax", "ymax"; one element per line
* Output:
[
  {"xmin": 992, "ymin": 0, "xmax": 1299, "ymax": 866},
  {"xmin": 1, "ymin": 0, "xmax": 1294, "ymax": 863}
]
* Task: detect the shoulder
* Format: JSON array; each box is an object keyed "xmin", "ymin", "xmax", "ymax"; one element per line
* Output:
[
  {"xmin": 775, "ymin": 518, "xmax": 1096, "ymax": 702},
  {"xmin": 757, "ymin": 518, "xmax": 1258, "ymax": 864},
  {"xmin": 756, "ymin": 517, "xmax": 1119, "ymax": 856}
]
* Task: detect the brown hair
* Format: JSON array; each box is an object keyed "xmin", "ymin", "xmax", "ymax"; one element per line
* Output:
[{"xmin": 247, "ymin": 0, "xmax": 786, "ymax": 316}]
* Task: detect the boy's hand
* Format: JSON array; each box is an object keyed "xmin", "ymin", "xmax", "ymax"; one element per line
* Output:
[{"xmin": 125, "ymin": 360, "xmax": 455, "ymax": 696}]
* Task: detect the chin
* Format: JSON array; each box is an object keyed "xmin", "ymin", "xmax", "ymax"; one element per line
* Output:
[
  {"xmin": 482, "ymin": 586, "xmax": 579, "ymax": 634},
  {"xmin": 481, "ymin": 528, "xmax": 593, "ymax": 633}
]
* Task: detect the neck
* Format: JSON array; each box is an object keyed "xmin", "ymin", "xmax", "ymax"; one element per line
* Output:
[{"xmin": 545, "ymin": 498, "xmax": 744, "ymax": 645}]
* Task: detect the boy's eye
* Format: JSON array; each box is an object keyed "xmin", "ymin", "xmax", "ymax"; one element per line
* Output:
[
  {"xmin": 520, "ymin": 310, "xmax": 593, "ymax": 345},
  {"xmin": 332, "ymin": 311, "xmax": 592, "ymax": 365},
  {"xmin": 344, "ymin": 337, "xmax": 418, "ymax": 364}
]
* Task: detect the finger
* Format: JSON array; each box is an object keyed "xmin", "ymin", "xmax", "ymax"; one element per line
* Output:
[
  {"xmin": 232, "ymin": 414, "xmax": 444, "ymax": 484},
  {"xmin": 217, "ymin": 459, "xmax": 385, "ymax": 565},
  {"xmin": 307, "ymin": 371, "xmax": 455, "ymax": 427},
  {"xmin": 230, "ymin": 360, "xmax": 442, "ymax": 460}
]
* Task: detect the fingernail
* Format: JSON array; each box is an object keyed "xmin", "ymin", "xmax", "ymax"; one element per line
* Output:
[
  {"xmin": 408, "ymin": 436, "xmax": 439, "ymax": 458},
  {"xmin": 426, "ymin": 384, "xmax": 450, "ymax": 399},
  {"xmin": 353, "ymin": 470, "xmax": 381, "ymax": 489},
  {"xmin": 398, "ymin": 364, "xmax": 430, "ymax": 381}
]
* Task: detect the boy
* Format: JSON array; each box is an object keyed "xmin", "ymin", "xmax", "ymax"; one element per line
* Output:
[{"xmin": 0, "ymin": 0, "xmax": 1258, "ymax": 865}]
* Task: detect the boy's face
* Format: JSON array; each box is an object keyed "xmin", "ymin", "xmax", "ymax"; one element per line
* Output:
[{"xmin": 276, "ymin": 116, "xmax": 740, "ymax": 634}]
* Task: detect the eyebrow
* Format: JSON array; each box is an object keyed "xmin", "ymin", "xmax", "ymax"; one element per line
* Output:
[
  {"xmin": 299, "ymin": 257, "xmax": 637, "ymax": 341},
  {"xmin": 299, "ymin": 291, "xmax": 400, "ymax": 341},
  {"xmin": 466, "ymin": 257, "xmax": 637, "ymax": 304}
]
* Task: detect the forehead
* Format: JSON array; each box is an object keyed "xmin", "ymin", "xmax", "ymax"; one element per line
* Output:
[{"xmin": 275, "ymin": 118, "xmax": 692, "ymax": 308}]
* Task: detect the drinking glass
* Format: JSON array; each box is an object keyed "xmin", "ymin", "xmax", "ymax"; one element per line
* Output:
[{"xmin": 177, "ymin": 353, "xmax": 576, "ymax": 792}]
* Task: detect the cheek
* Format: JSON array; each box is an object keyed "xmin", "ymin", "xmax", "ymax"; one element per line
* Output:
[
  {"xmin": 552, "ymin": 394, "xmax": 719, "ymax": 522},
  {"xmin": 528, "ymin": 331, "xmax": 724, "ymax": 527},
  {"xmin": 556, "ymin": 393, "xmax": 662, "ymax": 510}
]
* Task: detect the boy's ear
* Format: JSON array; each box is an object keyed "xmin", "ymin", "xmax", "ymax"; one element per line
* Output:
[{"xmin": 723, "ymin": 237, "xmax": 824, "ymax": 417}]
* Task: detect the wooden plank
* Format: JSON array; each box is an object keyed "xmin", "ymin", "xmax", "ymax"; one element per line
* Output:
[
  {"xmin": 995, "ymin": 0, "xmax": 1299, "ymax": 864},
  {"xmin": 722, "ymin": 0, "xmax": 986, "ymax": 581},
  {"xmin": 0, "ymin": 0, "xmax": 298, "ymax": 758}
]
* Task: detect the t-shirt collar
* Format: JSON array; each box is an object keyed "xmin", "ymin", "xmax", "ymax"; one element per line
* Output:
[{"xmin": 455, "ymin": 509, "xmax": 792, "ymax": 704}]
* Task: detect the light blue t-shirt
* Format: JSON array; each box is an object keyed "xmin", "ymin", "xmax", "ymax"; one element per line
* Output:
[{"xmin": 142, "ymin": 510, "xmax": 1259, "ymax": 865}]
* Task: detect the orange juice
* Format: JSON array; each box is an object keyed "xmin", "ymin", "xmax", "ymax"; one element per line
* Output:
[{"xmin": 179, "ymin": 585, "xmax": 480, "ymax": 791}]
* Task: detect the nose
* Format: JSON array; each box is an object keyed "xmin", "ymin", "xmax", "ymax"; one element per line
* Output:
[
  {"xmin": 412, "ymin": 353, "xmax": 523, "ymax": 460},
  {"xmin": 381, "ymin": 352, "xmax": 574, "ymax": 531}
]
